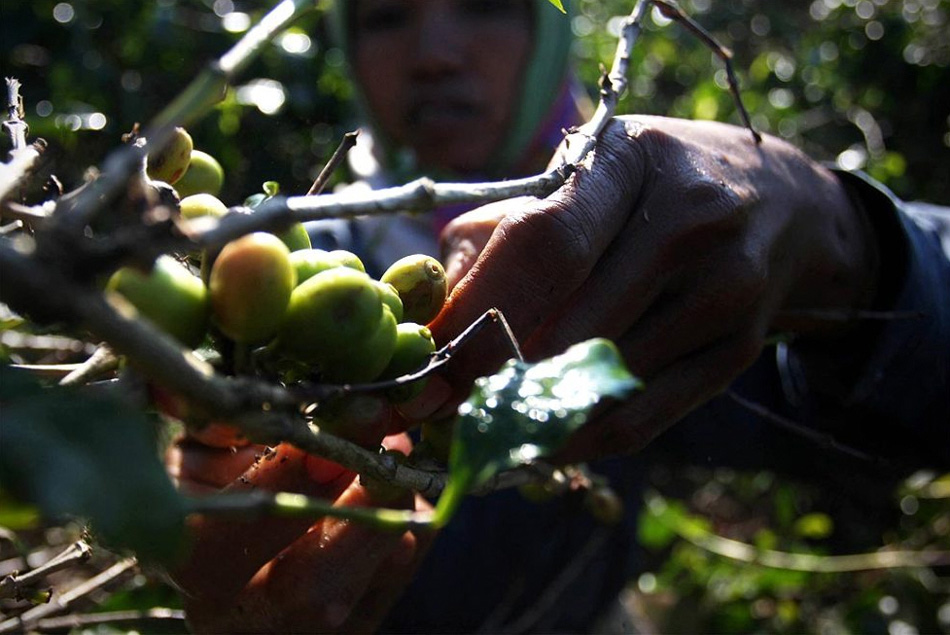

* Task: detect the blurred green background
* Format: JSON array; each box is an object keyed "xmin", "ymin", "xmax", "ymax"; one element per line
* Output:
[
  {"xmin": 2, "ymin": 1, "xmax": 948, "ymax": 633},
  {"xmin": 2, "ymin": 0, "xmax": 948, "ymax": 205}
]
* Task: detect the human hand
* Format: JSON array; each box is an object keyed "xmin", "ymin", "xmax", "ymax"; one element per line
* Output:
[
  {"xmin": 424, "ymin": 115, "xmax": 879, "ymax": 461},
  {"xmin": 166, "ymin": 430, "xmax": 432, "ymax": 634}
]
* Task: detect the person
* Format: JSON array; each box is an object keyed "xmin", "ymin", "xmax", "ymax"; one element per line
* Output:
[{"xmin": 166, "ymin": 0, "xmax": 950, "ymax": 632}]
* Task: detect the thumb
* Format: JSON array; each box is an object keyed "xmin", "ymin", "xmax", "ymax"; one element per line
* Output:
[{"xmin": 439, "ymin": 197, "xmax": 528, "ymax": 290}]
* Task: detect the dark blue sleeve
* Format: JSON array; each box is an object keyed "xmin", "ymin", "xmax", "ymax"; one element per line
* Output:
[{"xmin": 778, "ymin": 170, "xmax": 950, "ymax": 468}]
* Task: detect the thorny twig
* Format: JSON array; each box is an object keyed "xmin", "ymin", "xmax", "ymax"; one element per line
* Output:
[
  {"xmin": 0, "ymin": 541, "xmax": 92, "ymax": 602},
  {"xmin": 0, "ymin": 78, "xmax": 45, "ymax": 204},
  {"xmin": 648, "ymin": 0, "xmax": 761, "ymax": 143},
  {"xmin": 307, "ymin": 129, "xmax": 361, "ymax": 196},
  {"xmin": 0, "ymin": 557, "xmax": 137, "ymax": 634}
]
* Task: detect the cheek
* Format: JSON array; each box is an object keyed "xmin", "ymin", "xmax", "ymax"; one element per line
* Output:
[
  {"xmin": 354, "ymin": 48, "xmax": 407, "ymax": 138},
  {"xmin": 481, "ymin": 32, "xmax": 533, "ymax": 124}
]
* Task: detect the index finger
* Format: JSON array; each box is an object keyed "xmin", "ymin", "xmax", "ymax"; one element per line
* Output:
[{"xmin": 430, "ymin": 121, "xmax": 645, "ymax": 392}]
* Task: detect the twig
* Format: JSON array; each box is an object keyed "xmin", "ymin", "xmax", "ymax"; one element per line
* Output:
[
  {"xmin": 0, "ymin": 557, "xmax": 137, "ymax": 633},
  {"xmin": 648, "ymin": 0, "xmax": 761, "ymax": 143},
  {"xmin": 726, "ymin": 390, "xmax": 888, "ymax": 467},
  {"xmin": 33, "ymin": 608, "xmax": 185, "ymax": 633},
  {"xmin": 185, "ymin": 490, "xmax": 434, "ymax": 532},
  {"xmin": 3, "ymin": 77, "xmax": 29, "ymax": 151},
  {"xmin": 0, "ymin": 78, "xmax": 45, "ymax": 204},
  {"xmin": 184, "ymin": 460, "xmax": 557, "ymax": 530},
  {"xmin": 0, "ymin": 540, "xmax": 92, "ymax": 601},
  {"xmin": 774, "ymin": 308, "xmax": 925, "ymax": 322},
  {"xmin": 59, "ymin": 344, "xmax": 119, "ymax": 386},
  {"xmin": 313, "ymin": 308, "xmax": 522, "ymax": 399},
  {"xmin": 0, "ymin": 200, "xmax": 52, "ymax": 225},
  {"xmin": 498, "ymin": 528, "xmax": 612, "ymax": 634},
  {"xmin": 0, "ymin": 220, "xmax": 23, "ymax": 235},
  {"xmin": 307, "ymin": 129, "xmax": 360, "ymax": 195},
  {"xmin": 661, "ymin": 501, "xmax": 950, "ymax": 572}
]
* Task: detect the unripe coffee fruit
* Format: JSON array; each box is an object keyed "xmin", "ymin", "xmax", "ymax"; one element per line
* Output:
[
  {"xmin": 380, "ymin": 254, "xmax": 447, "ymax": 324},
  {"xmin": 107, "ymin": 255, "xmax": 209, "ymax": 348},
  {"xmin": 209, "ymin": 232, "xmax": 296, "ymax": 344},
  {"xmin": 173, "ymin": 150, "xmax": 224, "ymax": 198},
  {"xmin": 147, "ymin": 127, "xmax": 193, "ymax": 185}
]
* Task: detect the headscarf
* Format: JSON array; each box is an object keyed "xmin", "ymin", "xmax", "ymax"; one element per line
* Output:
[{"xmin": 324, "ymin": 0, "xmax": 577, "ymax": 182}]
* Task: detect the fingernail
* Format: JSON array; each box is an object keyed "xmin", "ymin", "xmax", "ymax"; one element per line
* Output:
[{"xmin": 443, "ymin": 239, "xmax": 478, "ymax": 291}]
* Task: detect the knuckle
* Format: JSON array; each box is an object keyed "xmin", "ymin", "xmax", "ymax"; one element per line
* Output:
[
  {"xmin": 729, "ymin": 242, "xmax": 770, "ymax": 301},
  {"xmin": 730, "ymin": 330, "xmax": 767, "ymax": 372},
  {"xmin": 499, "ymin": 207, "xmax": 594, "ymax": 288}
]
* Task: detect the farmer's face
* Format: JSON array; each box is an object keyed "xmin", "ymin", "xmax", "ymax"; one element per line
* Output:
[{"xmin": 352, "ymin": 0, "xmax": 534, "ymax": 174}]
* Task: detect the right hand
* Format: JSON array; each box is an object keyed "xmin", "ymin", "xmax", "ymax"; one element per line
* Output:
[
  {"xmin": 418, "ymin": 116, "xmax": 879, "ymax": 462},
  {"xmin": 166, "ymin": 428, "xmax": 433, "ymax": 634}
]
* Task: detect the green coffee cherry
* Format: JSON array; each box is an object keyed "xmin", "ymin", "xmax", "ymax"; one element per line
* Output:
[
  {"xmin": 106, "ymin": 255, "xmax": 209, "ymax": 348},
  {"xmin": 289, "ymin": 249, "xmax": 338, "ymax": 286},
  {"xmin": 373, "ymin": 280, "xmax": 404, "ymax": 323},
  {"xmin": 321, "ymin": 305, "xmax": 398, "ymax": 384},
  {"xmin": 380, "ymin": 254, "xmax": 447, "ymax": 324},
  {"xmin": 326, "ymin": 250, "xmax": 365, "ymax": 273},
  {"xmin": 180, "ymin": 193, "xmax": 228, "ymax": 221},
  {"xmin": 380, "ymin": 322, "xmax": 436, "ymax": 402},
  {"xmin": 146, "ymin": 127, "xmax": 193, "ymax": 185},
  {"xmin": 276, "ymin": 222, "xmax": 312, "ymax": 252},
  {"xmin": 276, "ymin": 268, "xmax": 383, "ymax": 365},
  {"xmin": 209, "ymin": 232, "xmax": 296, "ymax": 344},
  {"xmin": 174, "ymin": 150, "xmax": 224, "ymax": 198}
]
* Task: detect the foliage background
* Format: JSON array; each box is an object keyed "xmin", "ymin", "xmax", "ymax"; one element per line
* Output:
[{"xmin": 2, "ymin": 0, "xmax": 949, "ymax": 633}]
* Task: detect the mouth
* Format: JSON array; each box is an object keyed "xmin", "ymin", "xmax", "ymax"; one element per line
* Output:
[{"xmin": 406, "ymin": 98, "xmax": 483, "ymax": 133}]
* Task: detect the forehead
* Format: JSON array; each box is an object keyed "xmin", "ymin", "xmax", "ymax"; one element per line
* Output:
[{"xmin": 348, "ymin": 0, "xmax": 535, "ymax": 25}]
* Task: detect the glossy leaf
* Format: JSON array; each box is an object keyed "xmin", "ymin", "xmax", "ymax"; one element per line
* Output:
[
  {"xmin": 434, "ymin": 338, "xmax": 642, "ymax": 525},
  {"xmin": 0, "ymin": 366, "xmax": 186, "ymax": 562},
  {"xmin": 547, "ymin": 0, "xmax": 567, "ymax": 13}
]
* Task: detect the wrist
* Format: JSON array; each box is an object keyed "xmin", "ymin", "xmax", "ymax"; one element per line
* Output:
[{"xmin": 774, "ymin": 163, "xmax": 882, "ymax": 338}]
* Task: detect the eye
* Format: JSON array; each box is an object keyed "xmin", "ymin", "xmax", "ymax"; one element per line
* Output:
[{"xmin": 460, "ymin": 0, "xmax": 531, "ymax": 20}]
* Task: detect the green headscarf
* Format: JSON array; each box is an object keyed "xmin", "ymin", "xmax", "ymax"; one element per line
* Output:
[{"xmin": 325, "ymin": 0, "xmax": 575, "ymax": 179}]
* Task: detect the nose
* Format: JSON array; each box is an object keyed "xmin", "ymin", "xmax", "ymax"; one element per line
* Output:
[{"xmin": 411, "ymin": 6, "xmax": 465, "ymax": 78}]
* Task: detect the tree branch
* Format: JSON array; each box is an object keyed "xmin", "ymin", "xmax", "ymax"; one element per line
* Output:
[
  {"xmin": 0, "ymin": 558, "xmax": 137, "ymax": 634},
  {"xmin": 32, "ymin": 608, "xmax": 185, "ymax": 633},
  {"xmin": 0, "ymin": 541, "xmax": 92, "ymax": 602}
]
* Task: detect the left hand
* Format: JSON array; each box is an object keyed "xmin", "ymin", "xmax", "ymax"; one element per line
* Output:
[{"xmin": 417, "ymin": 115, "xmax": 879, "ymax": 462}]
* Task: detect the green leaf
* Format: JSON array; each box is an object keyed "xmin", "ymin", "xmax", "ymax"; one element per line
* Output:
[
  {"xmin": 262, "ymin": 180, "xmax": 281, "ymax": 197},
  {"xmin": 435, "ymin": 339, "xmax": 642, "ymax": 524},
  {"xmin": 547, "ymin": 0, "xmax": 567, "ymax": 14},
  {"xmin": 0, "ymin": 366, "xmax": 186, "ymax": 562},
  {"xmin": 0, "ymin": 489, "xmax": 42, "ymax": 530},
  {"xmin": 793, "ymin": 512, "xmax": 834, "ymax": 539}
]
